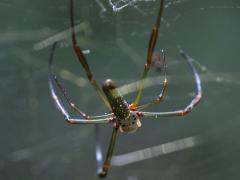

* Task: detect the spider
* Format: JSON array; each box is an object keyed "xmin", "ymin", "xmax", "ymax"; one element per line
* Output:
[{"xmin": 48, "ymin": 0, "xmax": 202, "ymax": 178}]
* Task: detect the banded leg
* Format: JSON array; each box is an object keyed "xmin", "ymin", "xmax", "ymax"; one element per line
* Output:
[
  {"xmin": 142, "ymin": 49, "xmax": 202, "ymax": 117},
  {"xmin": 48, "ymin": 42, "xmax": 113, "ymax": 124},
  {"xmin": 70, "ymin": 0, "xmax": 111, "ymax": 110},
  {"xmin": 98, "ymin": 127, "xmax": 118, "ymax": 178},
  {"xmin": 137, "ymin": 49, "xmax": 168, "ymax": 110},
  {"xmin": 133, "ymin": 0, "xmax": 165, "ymax": 105},
  {"xmin": 53, "ymin": 74, "xmax": 113, "ymax": 119}
]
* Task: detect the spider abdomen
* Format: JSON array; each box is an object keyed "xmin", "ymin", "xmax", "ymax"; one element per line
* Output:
[{"xmin": 118, "ymin": 111, "xmax": 142, "ymax": 134}]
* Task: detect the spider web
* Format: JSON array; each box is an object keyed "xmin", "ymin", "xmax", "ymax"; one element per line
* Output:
[
  {"xmin": 107, "ymin": 0, "xmax": 190, "ymax": 12},
  {"xmin": 108, "ymin": 0, "xmax": 156, "ymax": 12}
]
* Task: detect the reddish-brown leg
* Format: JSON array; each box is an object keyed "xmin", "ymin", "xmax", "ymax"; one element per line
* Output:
[
  {"xmin": 133, "ymin": 0, "xmax": 165, "ymax": 105},
  {"xmin": 70, "ymin": 0, "xmax": 111, "ymax": 110}
]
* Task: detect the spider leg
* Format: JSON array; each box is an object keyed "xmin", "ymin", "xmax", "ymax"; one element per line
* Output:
[
  {"xmin": 137, "ymin": 49, "xmax": 168, "ymax": 110},
  {"xmin": 97, "ymin": 127, "xmax": 118, "ymax": 178},
  {"xmin": 70, "ymin": 0, "xmax": 111, "ymax": 110},
  {"xmin": 48, "ymin": 42, "xmax": 113, "ymax": 123},
  {"xmin": 133, "ymin": 0, "xmax": 165, "ymax": 105},
  {"xmin": 53, "ymin": 74, "xmax": 88, "ymax": 118},
  {"xmin": 141, "ymin": 49, "xmax": 202, "ymax": 117},
  {"xmin": 53, "ymin": 74, "xmax": 113, "ymax": 119}
]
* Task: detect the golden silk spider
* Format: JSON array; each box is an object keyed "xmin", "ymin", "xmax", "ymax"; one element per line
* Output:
[{"xmin": 48, "ymin": 0, "xmax": 202, "ymax": 177}]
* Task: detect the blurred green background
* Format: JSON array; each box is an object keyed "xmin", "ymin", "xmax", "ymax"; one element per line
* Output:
[{"xmin": 1, "ymin": 0, "xmax": 240, "ymax": 179}]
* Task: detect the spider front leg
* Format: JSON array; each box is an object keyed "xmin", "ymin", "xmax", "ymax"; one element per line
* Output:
[
  {"xmin": 141, "ymin": 49, "xmax": 202, "ymax": 117},
  {"xmin": 133, "ymin": 0, "xmax": 165, "ymax": 105},
  {"xmin": 70, "ymin": 0, "xmax": 111, "ymax": 110},
  {"xmin": 137, "ymin": 49, "xmax": 168, "ymax": 111},
  {"xmin": 48, "ymin": 42, "xmax": 113, "ymax": 123}
]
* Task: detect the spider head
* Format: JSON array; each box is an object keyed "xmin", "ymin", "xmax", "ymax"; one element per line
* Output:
[{"xmin": 119, "ymin": 111, "xmax": 142, "ymax": 134}]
